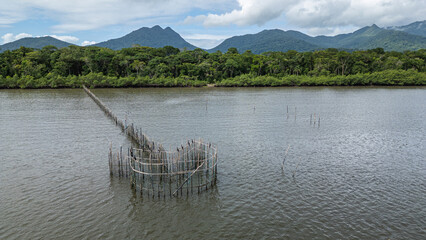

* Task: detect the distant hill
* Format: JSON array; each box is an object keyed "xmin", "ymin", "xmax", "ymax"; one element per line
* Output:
[
  {"xmin": 313, "ymin": 24, "xmax": 426, "ymax": 51},
  {"xmin": 0, "ymin": 36, "xmax": 73, "ymax": 52},
  {"xmin": 386, "ymin": 21, "xmax": 426, "ymax": 37},
  {"xmin": 208, "ymin": 24, "xmax": 426, "ymax": 53},
  {"xmin": 209, "ymin": 29, "xmax": 321, "ymax": 54},
  {"xmin": 94, "ymin": 25, "xmax": 197, "ymax": 50}
]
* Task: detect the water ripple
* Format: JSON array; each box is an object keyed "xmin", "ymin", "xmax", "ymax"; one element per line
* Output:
[{"xmin": 1, "ymin": 88, "xmax": 425, "ymax": 239}]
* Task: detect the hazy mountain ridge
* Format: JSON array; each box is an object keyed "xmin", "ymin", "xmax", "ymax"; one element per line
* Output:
[
  {"xmin": 0, "ymin": 36, "xmax": 73, "ymax": 52},
  {"xmin": 386, "ymin": 21, "xmax": 426, "ymax": 37}
]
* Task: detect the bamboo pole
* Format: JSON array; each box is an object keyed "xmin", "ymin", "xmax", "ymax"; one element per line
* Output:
[
  {"xmin": 191, "ymin": 142, "xmax": 195, "ymax": 194},
  {"xmin": 314, "ymin": 113, "xmax": 316, "ymax": 126},
  {"xmin": 292, "ymin": 157, "xmax": 301, "ymax": 179},
  {"xmin": 173, "ymin": 162, "xmax": 205, "ymax": 197},
  {"xmin": 295, "ymin": 106, "xmax": 297, "ymax": 120},
  {"xmin": 197, "ymin": 149, "xmax": 201, "ymax": 194},
  {"xmin": 163, "ymin": 152, "xmax": 166, "ymax": 199},
  {"xmin": 318, "ymin": 113, "xmax": 320, "ymax": 128},
  {"xmin": 287, "ymin": 105, "xmax": 289, "ymax": 119},
  {"xmin": 281, "ymin": 145, "xmax": 291, "ymax": 172},
  {"xmin": 185, "ymin": 145, "xmax": 189, "ymax": 196}
]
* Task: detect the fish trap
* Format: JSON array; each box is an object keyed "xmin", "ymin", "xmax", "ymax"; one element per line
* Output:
[{"xmin": 109, "ymin": 140, "xmax": 218, "ymax": 198}]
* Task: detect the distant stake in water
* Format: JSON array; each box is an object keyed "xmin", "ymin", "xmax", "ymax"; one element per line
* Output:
[
  {"xmin": 287, "ymin": 105, "xmax": 289, "ymax": 119},
  {"xmin": 318, "ymin": 113, "xmax": 320, "ymax": 128},
  {"xmin": 295, "ymin": 106, "xmax": 297, "ymax": 120},
  {"xmin": 281, "ymin": 145, "xmax": 291, "ymax": 173},
  {"xmin": 292, "ymin": 157, "xmax": 301, "ymax": 179},
  {"xmin": 314, "ymin": 113, "xmax": 316, "ymax": 126}
]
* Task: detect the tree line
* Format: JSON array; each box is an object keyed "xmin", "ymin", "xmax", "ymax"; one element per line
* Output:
[{"xmin": 0, "ymin": 45, "xmax": 425, "ymax": 88}]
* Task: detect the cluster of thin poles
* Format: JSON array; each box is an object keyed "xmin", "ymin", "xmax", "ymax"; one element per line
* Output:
[
  {"xmin": 83, "ymin": 85, "xmax": 218, "ymax": 199},
  {"xmin": 109, "ymin": 140, "xmax": 218, "ymax": 199}
]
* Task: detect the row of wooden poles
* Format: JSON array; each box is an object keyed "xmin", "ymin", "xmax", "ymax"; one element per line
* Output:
[
  {"xmin": 285, "ymin": 105, "xmax": 321, "ymax": 128},
  {"xmin": 83, "ymin": 86, "xmax": 218, "ymax": 198},
  {"xmin": 83, "ymin": 85, "xmax": 162, "ymax": 151},
  {"xmin": 108, "ymin": 140, "xmax": 218, "ymax": 199}
]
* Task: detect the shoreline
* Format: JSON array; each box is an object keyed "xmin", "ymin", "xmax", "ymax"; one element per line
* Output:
[
  {"xmin": 1, "ymin": 70, "xmax": 425, "ymax": 89},
  {"xmin": 1, "ymin": 84, "xmax": 426, "ymax": 90}
]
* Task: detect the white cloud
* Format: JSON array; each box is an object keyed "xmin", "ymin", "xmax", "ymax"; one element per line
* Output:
[
  {"xmin": 2, "ymin": 33, "xmax": 33, "ymax": 44},
  {"xmin": 0, "ymin": 0, "xmax": 424, "ymax": 36},
  {"xmin": 185, "ymin": 0, "xmax": 289, "ymax": 26},
  {"xmin": 283, "ymin": 0, "xmax": 426, "ymax": 29},
  {"xmin": 1, "ymin": 33, "xmax": 14, "ymax": 43},
  {"xmin": 187, "ymin": 0, "xmax": 426, "ymax": 35},
  {"xmin": 185, "ymin": 39, "xmax": 225, "ymax": 49},
  {"xmin": 0, "ymin": 0, "xmax": 230, "ymax": 32},
  {"xmin": 15, "ymin": 33, "xmax": 33, "ymax": 39},
  {"xmin": 300, "ymin": 26, "xmax": 359, "ymax": 36},
  {"xmin": 0, "ymin": 2, "xmax": 27, "ymax": 25},
  {"xmin": 181, "ymin": 34, "xmax": 231, "ymax": 40},
  {"xmin": 48, "ymin": 35, "xmax": 79, "ymax": 43},
  {"xmin": 81, "ymin": 40, "xmax": 96, "ymax": 46},
  {"xmin": 182, "ymin": 34, "xmax": 230, "ymax": 49}
]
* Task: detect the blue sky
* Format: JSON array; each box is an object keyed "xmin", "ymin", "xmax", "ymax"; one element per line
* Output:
[{"xmin": 0, "ymin": 0, "xmax": 425, "ymax": 49}]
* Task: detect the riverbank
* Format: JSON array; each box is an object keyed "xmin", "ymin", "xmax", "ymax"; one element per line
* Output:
[{"xmin": 0, "ymin": 69, "xmax": 424, "ymax": 89}]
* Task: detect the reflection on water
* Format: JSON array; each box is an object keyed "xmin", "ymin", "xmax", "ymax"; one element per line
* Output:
[{"xmin": 1, "ymin": 87, "xmax": 425, "ymax": 239}]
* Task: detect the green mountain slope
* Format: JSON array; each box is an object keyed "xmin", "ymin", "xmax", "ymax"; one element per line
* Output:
[
  {"xmin": 314, "ymin": 24, "xmax": 426, "ymax": 51},
  {"xmin": 209, "ymin": 24, "xmax": 426, "ymax": 53},
  {"xmin": 94, "ymin": 25, "xmax": 197, "ymax": 50},
  {"xmin": 387, "ymin": 20, "xmax": 426, "ymax": 37},
  {"xmin": 209, "ymin": 29, "xmax": 321, "ymax": 54},
  {"xmin": 0, "ymin": 36, "xmax": 73, "ymax": 52}
]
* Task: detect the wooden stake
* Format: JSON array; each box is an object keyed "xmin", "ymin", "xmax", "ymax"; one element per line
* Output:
[
  {"xmin": 281, "ymin": 145, "xmax": 291, "ymax": 172},
  {"xmin": 318, "ymin": 113, "xmax": 320, "ymax": 128}
]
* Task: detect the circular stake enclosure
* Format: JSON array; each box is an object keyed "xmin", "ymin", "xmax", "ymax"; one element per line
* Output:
[{"xmin": 109, "ymin": 140, "xmax": 218, "ymax": 199}]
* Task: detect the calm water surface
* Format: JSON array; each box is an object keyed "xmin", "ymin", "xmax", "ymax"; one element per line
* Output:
[{"xmin": 0, "ymin": 87, "xmax": 425, "ymax": 239}]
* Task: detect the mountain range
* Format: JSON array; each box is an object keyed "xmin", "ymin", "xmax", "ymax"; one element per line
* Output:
[{"xmin": 1, "ymin": 21, "xmax": 425, "ymax": 53}]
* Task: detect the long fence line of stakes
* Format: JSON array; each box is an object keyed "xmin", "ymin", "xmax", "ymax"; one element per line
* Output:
[{"xmin": 83, "ymin": 86, "xmax": 218, "ymax": 199}]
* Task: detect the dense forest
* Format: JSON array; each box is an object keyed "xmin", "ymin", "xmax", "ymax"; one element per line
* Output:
[{"xmin": 0, "ymin": 45, "xmax": 425, "ymax": 88}]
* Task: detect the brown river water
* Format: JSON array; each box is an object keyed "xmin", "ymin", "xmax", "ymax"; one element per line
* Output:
[{"xmin": 0, "ymin": 87, "xmax": 425, "ymax": 239}]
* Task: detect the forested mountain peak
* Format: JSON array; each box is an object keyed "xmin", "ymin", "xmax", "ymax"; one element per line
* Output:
[
  {"xmin": 209, "ymin": 29, "xmax": 321, "ymax": 54},
  {"xmin": 93, "ymin": 25, "xmax": 196, "ymax": 50},
  {"xmin": 353, "ymin": 24, "xmax": 382, "ymax": 35}
]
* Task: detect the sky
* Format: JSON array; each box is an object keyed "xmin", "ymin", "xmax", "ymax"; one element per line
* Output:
[{"xmin": 0, "ymin": 0, "xmax": 425, "ymax": 49}]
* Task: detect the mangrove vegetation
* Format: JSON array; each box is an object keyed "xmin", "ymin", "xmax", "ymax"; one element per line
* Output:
[{"xmin": 0, "ymin": 45, "xmax": 425, "ymax": 88}]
